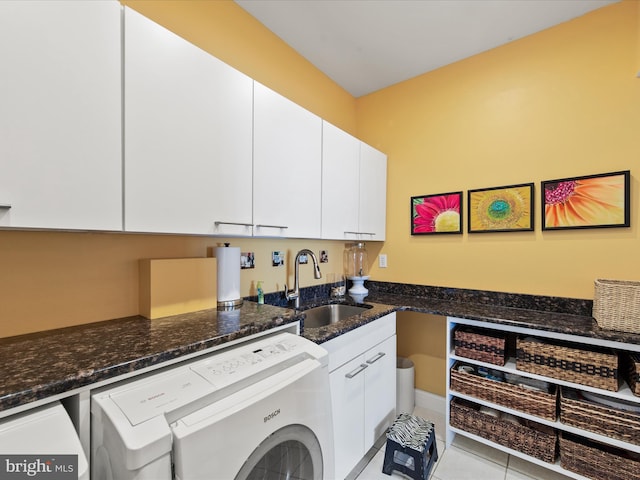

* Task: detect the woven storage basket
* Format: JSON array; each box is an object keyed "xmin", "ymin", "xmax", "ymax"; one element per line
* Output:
[
  {"xmin": 454, "ymin": 328, "xmax": 507, "ymax": 366},
  {"xmin": 450, "ymin": 362, "xmax": 557, "ymax": 421},
  {"xmin": 516, "ymin": 336, "xmax": 619, "ymax": 391},
  {"xmin": 560, "ymin": 387, "xmax": 640, "ymax": 445},
  {"xmin": 449, "ymin": 398, "xmax": 557, "ymax": 463},
  {"xmin": 593, "ymin": 279, "xmax": 640, "ymax": 333},
  {"xmin": 623, "ymin": 352, "xmax": 640, "ymax": 396},
  {"xmin": 559, "ymin": 432, "xmax": 640, "ymax": 480}
]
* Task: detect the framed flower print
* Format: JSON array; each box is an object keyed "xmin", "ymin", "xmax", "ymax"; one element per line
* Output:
[
  {"xmin": 411, "ymin": 191, "xmax": 462, "ymax": 235},
  {"xmin": 541, "ymin": 170, "xmax": 630, "ymax": 230},
  {"xmin": 468, "ymin": 183, "xmax": 534, "ymax": 233}
]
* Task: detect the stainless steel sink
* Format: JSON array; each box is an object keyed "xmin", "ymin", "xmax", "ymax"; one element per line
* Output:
[{"xmin": 302, "ymin": 304, "xmax": 368, "ymax": 329}]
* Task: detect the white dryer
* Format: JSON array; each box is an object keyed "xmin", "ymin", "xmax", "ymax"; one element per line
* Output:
[
  {"xmin": 0, "ymin": 401, "xmax": 88, "ymax": 480},
  {"xmin": 91, "ymin": 332, "xmax": 334, "ymax": 480}
]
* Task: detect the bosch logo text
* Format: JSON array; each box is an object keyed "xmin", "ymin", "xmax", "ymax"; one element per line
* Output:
[{"xmin": 264, "ymin": 409, "xmax": 280, "ymax": 423}]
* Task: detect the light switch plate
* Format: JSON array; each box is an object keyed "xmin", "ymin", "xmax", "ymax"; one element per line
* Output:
[{"xmin": 379, "ymin": 254, "xmax": 388, "ymax": 268}]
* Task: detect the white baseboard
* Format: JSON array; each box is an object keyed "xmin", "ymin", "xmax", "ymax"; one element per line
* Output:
[{"xmin": 414, "ymin": 389, "xmax": 446, "ymax": 413}]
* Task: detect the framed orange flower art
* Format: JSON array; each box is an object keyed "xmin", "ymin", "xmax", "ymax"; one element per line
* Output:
[
  {"xmin": 468, "ymin": 183, "xmax": 534, "ymax": 233},
  {"xmin": 542, "ymin": 170, "xmax": 630, "ymax": 230},
  {"xmin": 411, "ymin": 191, "xmax": 462, "ymax": 235}
]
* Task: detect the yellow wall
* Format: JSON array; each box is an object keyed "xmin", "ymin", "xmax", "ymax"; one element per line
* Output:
[
  {"xmin": 397, "ymin": 312, "xmax": 447, "ymax": 395},
  {"xmin": 361, "ymin": 0, "xmax": 640, "ymax": 300},
  {"xmin": 0, "ymin": 230, "xmax": 366, "ymax": 338},
  {"xmin": 638, "ymin": 0, "xmax": 640, "ymax": 76}
]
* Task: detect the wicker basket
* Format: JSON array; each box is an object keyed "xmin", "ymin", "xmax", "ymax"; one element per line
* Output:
[
  {"xmin": 593, "ymin": 279, "xmax": 640, "ymax": 334},
  {"xmin": 560, "ymin": 387, "xmax": 640, "ymax": 445},
  {"xmin": 623, "ymin": 352, "xmax": 640, "ymax": 396},
  {"xmin": 449, "ymin": 397, "xmax": 557, "ymax": 463},
  {"xmin": 450, "ymin": 362, "xmax": 557, "ymax": 421},
  {"xmin": 559, "ymin": 432, "xmax": 640, "ymax": 480},
  {"xmin": 454, "ymin": 328, "xmax": 507, "ymax": 366},
  {"xmin": 516, "ymin": 336, "xmax": 619, "ymax": 391}
]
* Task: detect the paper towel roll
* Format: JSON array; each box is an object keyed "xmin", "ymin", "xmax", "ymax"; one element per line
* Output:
[{"xmin": 216, "ymin": 246, "xmax": 243, "ymax": 309}]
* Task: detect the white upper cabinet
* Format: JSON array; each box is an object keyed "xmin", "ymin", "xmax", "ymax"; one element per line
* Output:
[
  {"xmin": 123, "ymin": 7, "xmax": 253, "ymax": 236},
  {"xmin": 321, "ymin": 121, "xmax": 387, "ymax": 241},
  {"xmin": 321, "ymin": 122, "xmax": 360, "ymax": 239},
  {"xmin": 0, "ymin": 1, "xmax": 122, "ymax": 231},
  {"xmin": 253, "ymin": 83, "xmax": 322, "ymax": 239},
  {"xmin": 359, "ymin": 142, "xmax": 387, "ymax": 241}
]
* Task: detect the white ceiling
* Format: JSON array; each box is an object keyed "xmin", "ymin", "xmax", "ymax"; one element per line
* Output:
[{"xmin": 235, "ymin": 0, "xmax": 617, "ymax": 97}]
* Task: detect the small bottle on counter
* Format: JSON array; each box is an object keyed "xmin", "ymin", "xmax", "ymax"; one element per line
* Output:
[{"xmin": 257, "ymin": 281, "xmax": 264, "ymax": 305}]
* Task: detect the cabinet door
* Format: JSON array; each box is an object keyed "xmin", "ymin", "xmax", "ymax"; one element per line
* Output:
[
  {"xmin": 321, "ymin": 121, "xmax": 360, "ymax": 240},
  {"xmin": 123, "ymin": 8, "xmax": 253, "ymax": 235},
  {"xmin": 364, "ymin": 335, "xmax": 397, "ymax": 450},
  {"xmin": 253, "ymin": 83, "xmax": 322, "ymax": 238},
  {"xmin": 359, "ymin": 143, "xmax": 387, "ymax": 241},
  {"xmin": 0, "ymin": 1, "xmax": 122, "ymax": 231},
  {"xmin": 330, "ymin": 355, "xmax": 366, "ymax": 480}
]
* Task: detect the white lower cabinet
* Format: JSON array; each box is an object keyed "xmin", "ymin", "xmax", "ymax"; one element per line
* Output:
[
  {"xmin": 331, "ymin": 353, "xmax": 366, "ymax": 476},
  {"xmin": 324, "ymin": 313, "xmax": 396, "ymax": 479},
  {"xmin": 363, "ymin": 335, "xmax": 397, "ymax": 447}
]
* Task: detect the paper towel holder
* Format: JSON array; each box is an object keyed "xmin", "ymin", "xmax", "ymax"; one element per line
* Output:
[
  {"xmin": 218, "ymin": 298, "xmax": 243, "ymax": 310},
  {"xmin": 216, "ymin": 243, "xmax": 244, "ymax": 310}
]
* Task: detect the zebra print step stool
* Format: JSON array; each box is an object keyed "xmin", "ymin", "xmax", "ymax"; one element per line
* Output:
[{"xmin": 382, "ymin": 413, "xmax": 438, "ymax": 480}]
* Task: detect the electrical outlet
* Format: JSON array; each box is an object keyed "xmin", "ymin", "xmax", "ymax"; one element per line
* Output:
[{"xmin": 379, "ymin": 254, "xmax": 388, "ymax": 268}]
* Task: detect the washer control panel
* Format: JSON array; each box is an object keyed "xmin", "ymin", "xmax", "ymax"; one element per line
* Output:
[
  {"xmin": 105, "ymin": 333, "xmax": 325, "ymax": 426},
  {"xmin": 190, "ymin": 336, "xmax": 301, "ymax": 387}
]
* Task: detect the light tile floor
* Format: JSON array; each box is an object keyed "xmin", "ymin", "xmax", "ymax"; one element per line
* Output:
[{"xmin": 353, "ymin": 406, "xmax": 573, "ymax": 480}]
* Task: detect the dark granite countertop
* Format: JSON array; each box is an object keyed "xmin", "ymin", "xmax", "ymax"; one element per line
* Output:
[
  {"xmin": 364, "ymin": 292, "xmax": 640, "ymax": 345},
  {"xmin": 3, "ymin": 281, "xmax": 640, "ymax": 415},
  {"xmin": 296, "ymin": 281, "xmax": 640, "ymax": 347},
  {"xmin": 0, "ymin": 302, "xmax": 300, "ymax": 413}
]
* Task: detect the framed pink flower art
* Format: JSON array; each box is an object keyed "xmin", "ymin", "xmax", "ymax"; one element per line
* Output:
[
  {"xmin": 542, "ymin": 170, "xmax": 630, "ymax": 230},
  {"xmin": 411, "ymin": 191, "xmax": 463, "ymax": 235}
]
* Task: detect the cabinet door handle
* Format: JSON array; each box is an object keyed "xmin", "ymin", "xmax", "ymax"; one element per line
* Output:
[
  {"xmin": 0, "ymin": 205, "xmax": 11, "ymax": 210},
  {"xmin": 214, "ymin": 221, "xmax": 253, "ymax": 227},
  {"xmin": 345, "ymin": 363, "xmax": 368, "ymax": 379},
  {"xmin": 366, "ymin": 352, "xmax": 386, "ymax": 365},
  {"xmin": 256, "ymin": 224, "xmax": 288, "ymax": 229},
  {"xmin": 344, "ymin": 231, "xmax": 375, "ymax": 236}
]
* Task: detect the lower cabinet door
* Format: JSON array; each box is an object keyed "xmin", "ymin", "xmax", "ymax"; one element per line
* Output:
[
  {"xmin": 364, "ymin": 335, "xmax": 397, "ymax": 450},
  {"xmin": 330, "ymin": 354, "xmax": 366, "ymax": 480}
]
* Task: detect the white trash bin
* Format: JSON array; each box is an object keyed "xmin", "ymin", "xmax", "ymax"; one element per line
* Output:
[{"xmin": 396, "ymin": 357, "xmax": 415, "ymax": 414}]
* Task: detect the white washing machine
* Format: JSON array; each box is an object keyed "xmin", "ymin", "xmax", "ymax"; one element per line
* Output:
[
  {"xmin": 91, "ymin": 332, "xmax": 334, "ymax": 480},
  {"xmin": 0, "ymin": 401, "xmax": 88, "ymax": 480}
]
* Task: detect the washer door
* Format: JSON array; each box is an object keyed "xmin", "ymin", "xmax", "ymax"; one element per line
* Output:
[{"xmin": 235, "ymin": 425, "xmax": 323, "ymax": 480}]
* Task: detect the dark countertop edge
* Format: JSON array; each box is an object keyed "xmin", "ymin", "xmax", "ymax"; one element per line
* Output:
[{"xmin": 0, "ymin": 312, "xmax": 301, "ymax": 413}]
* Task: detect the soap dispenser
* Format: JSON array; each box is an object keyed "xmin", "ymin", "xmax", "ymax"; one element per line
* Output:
[{"xmin": 257, "ymin": 281, "xmax": 264, "ymax": 305}]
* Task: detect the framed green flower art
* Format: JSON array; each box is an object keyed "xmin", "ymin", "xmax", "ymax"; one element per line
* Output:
[
  {"xmin": 468, "ymin": 183, "xmax": 534, "ymax": 233},
  {"xmin": 411, "ymin": 191, "xmax": 463, "ymax": 235},
  {"xmin": 541, "ymin": 170, "xmax": 630, "ymax": 230}
]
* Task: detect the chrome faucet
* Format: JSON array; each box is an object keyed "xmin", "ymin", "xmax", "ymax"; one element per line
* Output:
[{"xmin": 285, "ymin": 249, "xmax": 322, "ymax": 309}]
